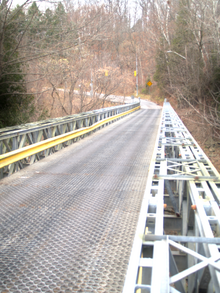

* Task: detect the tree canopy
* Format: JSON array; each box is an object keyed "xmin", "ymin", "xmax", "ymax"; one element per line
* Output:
[{"xmin": 1, "ymin": 0, "xmax": 220, "ymax": 137}]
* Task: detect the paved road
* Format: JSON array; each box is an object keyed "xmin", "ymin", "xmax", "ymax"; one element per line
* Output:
[
  {"xmin": 105, "ymin": 95, "xmax": 162, "ymax": 110},
  {"xmin": 0, "ymin": 108, "xmax": 161, "ymax": 293},
  {"xmin": 53, "ymin": 88, "xmax": 162, "ymax": 110}
]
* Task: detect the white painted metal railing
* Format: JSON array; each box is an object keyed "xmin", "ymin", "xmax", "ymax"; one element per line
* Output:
[
  {"xmin": 123, "ymin": 101, "xmax": 220, "ymax": 293},
  {"xmin": 0, "ymin": 103, "xmax": 140, "ymax": 178}
]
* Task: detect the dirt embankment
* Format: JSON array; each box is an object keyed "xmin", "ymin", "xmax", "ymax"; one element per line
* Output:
[
  {"xmin": 168, "ymin": 97, "xmax": 220, "ymax": 174},
  {"xmin": 36, "ymin": 88, "xmax": 121, "ymax": 119}
]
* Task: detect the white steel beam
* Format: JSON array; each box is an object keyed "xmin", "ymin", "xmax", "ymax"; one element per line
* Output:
[{"xmin": 123, "ymin": 101, "xmax": 220, "ymax": 293}]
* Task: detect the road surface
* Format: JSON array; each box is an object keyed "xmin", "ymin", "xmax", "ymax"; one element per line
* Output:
[
  {"xmin": 0, "ymin": 108, "xmax": 161, "ymax": 293},
  {"xmin": 51, "ymin": 88, "xmax": 162, "ymax": 110}
]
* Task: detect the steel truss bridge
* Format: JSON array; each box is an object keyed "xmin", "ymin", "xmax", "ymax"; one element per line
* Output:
[{"xmin": 0, "ymin": 101, "xmax": 220, "ymax": 293}]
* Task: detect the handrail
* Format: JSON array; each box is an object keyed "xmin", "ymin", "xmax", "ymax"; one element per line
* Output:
[
  {"xmin": 0, "ymin": 102, "xmax": 140, "ymax": 178},
  {"xmin": 0, "ymin": 103, "xmax": 138, "ymax": 139},
  {"xmin": 123, "ymin": 101, "xmax": 220, "ymax": 293}
]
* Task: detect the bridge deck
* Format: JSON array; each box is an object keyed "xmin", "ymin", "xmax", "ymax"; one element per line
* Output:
[{"xmin": 0, "ymin": 108, "xmax": 161, "ymax": 293}]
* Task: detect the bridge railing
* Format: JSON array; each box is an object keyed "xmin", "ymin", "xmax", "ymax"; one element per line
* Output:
[
  {"xmin": 0, "ymin": 102, "xmax": 140, "ymax": 178},
  {"xmin": 123, "ymin": 101, "xmax": 220, "ymax": 293}
]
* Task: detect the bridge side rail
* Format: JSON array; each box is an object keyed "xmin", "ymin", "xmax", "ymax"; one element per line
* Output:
[
  {"xmin": 0, "ymin": 102, "xmax": 140, "ymax": 178},
  {"xmin": 123, "ymin": 101, "xmax": 220, "ymax": 293}
]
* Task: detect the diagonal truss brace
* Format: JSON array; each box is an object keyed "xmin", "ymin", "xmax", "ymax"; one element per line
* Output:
[{"xmin": 123, "ymin": 101, "xmax": 220, "ymax": 293}]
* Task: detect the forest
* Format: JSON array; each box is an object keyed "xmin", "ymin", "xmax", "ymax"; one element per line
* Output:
[{"xmin": 0, "ymin": 0, "xmax": 220, "ymax": 141}]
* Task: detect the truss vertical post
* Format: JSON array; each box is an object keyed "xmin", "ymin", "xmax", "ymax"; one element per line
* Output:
[{"xmin": 123, "ymin": 101, "xmax": 220, "ymax": 293}]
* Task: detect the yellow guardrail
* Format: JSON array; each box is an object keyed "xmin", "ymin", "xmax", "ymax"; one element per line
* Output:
[{"xmin": 0, "ymin": 105, "xmax": 140, "ymax": 169}]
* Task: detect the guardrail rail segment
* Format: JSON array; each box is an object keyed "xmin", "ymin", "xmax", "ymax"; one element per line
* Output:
[
  {"xmin": 0, "ymin": 102, "xmax": 140, "ymax": 178},
  {"xmin": 123, "ymin": 101, "xmax": 220, "ymax": 293}
]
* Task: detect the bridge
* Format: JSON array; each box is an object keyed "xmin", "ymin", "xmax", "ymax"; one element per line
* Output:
[{"xmin": 0, "ymin": 100, "xmax": 220, "ymax": 293}]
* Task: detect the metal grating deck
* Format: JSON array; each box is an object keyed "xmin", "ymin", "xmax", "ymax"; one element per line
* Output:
[{"xmin": 0, "ymin": 109, "xmax": 161, "ymax": 293}]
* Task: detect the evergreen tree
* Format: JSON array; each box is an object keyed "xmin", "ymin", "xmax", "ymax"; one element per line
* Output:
[
  {"xmin": 27, "ymin": 2, "xmax": 42, "ymax": 34},
  {"xmin": 0, "ymin": 4, "xmax": 34, "ymax": 127},
  {"xmin": 154, "ymin": 0, "xmax": 208, "ymax": 105}
]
